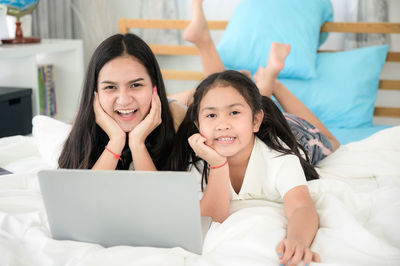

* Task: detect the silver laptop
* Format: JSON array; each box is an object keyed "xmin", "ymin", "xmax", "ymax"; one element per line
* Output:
[{"xmin": 38, "ymin": 169, "xmax": 211, "ymax": 255}]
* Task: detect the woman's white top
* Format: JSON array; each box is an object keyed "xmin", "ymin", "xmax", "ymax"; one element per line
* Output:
[{"xmin": 191, "ymin": 136, "xmax": 308, "ymax": 203}]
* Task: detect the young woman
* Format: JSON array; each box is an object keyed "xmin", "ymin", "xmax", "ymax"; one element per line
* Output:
[
  {"xmin": 170, "ymin": 70, "xmax": 321, "ymax": 266},
  {"xmin": 58, "ymin": 33, "xmax": 185, "ymax": 170}
]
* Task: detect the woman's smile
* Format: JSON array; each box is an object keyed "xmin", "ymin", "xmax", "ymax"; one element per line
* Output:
[
  {"xmin": 97, "ymin": 55, "xmax": 153, "ymax": 132},
  {"xmin": 115, "ymin": 108, "xmax": 139, "ymax": 121}
]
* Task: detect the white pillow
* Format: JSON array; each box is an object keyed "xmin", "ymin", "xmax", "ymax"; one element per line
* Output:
[{"xmin": 32, "ymin": 115, "xmax": 72, "ymax": 168}]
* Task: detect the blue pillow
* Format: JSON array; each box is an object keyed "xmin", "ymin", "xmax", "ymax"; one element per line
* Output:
[
  {"xmin": 217, "ymin": 0, "xmax": 333, "ymax": 79},
  {"xmin": 280, "ymin": 45, "xmax": 389, "ymax": 129}
]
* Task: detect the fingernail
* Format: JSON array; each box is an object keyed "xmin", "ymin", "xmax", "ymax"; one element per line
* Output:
[
  {"xmin": 278, "ymin": 253, "xmax": 282, "ymax": 257},
  {"xmin": 305, "ymin": 264, "xmax": 309, "ymax": 266},
  {"xmin": 153, "ymin": 86, "xmax": 157, "ymax": 100},
  {"xmin": 280, "ymin": 264, "xmax": 284, "ymax": 266}
]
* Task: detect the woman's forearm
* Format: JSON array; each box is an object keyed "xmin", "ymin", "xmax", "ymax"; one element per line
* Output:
[
  {"xmin": 130, "ymin": 142, "xmax": 157, "ymax": 171},
  {"xmin": 92, "ymin": 138, "xmax": 125, "ymax": 170}
]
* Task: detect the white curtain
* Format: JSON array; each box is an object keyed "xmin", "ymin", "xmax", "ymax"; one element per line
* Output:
[
  {"xmin": 31, "ymin": 0, "xmax": 77, "ymax": 39},
  {"xmin": 344, "ymin": 0, "xmax": 390, "ymax": 49},
  {"xmin": 31, "ymin": 0, "xmax": 183, "ymax": 65},
  {"xmin": 71, "ymin": 0, "xmax": 121, "ymax": 64},
  {"xmin": 137, "ymin": 0, "xmax": 182, "ymax": 45}
]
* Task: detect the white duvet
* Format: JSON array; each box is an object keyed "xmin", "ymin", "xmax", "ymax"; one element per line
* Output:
[{"xmin": 0, "ymin": 117, "xmax": 399, "ymax": 266}]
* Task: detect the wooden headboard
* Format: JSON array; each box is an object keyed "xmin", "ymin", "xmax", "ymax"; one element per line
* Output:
[{"xmin": 118, "ymin": 19, "xmax": 400, "ymax": 119}]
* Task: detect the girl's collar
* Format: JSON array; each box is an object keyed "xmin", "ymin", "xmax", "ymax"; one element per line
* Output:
[{"xmin": 226, "ymin": 136, "xmax": 256, "ymax": 168}]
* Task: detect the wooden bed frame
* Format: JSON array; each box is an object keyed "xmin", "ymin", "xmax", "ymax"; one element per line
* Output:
[{"xmin": 118, "ymin": 19, "xmax": 400, "ymax": 119}]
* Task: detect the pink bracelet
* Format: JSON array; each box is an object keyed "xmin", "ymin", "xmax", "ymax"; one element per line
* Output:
[
  {"xmin": 209, "ymin": 160, "xmax": 228, "ymax": 170},
  {"xmin": 105, "ymin": 145, "xmax": 122, "ymax": 160}
]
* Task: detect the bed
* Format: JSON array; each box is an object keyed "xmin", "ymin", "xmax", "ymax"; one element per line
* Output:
[{"xmin": 1, "ymin": 2, "xmax": 400, "ymax": 265}]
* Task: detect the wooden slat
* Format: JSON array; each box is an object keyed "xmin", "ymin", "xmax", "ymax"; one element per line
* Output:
[
  {"xmin": 321, "ymin": 22, "xmax": 400, "ymax": 33},
  {"xmin": 374, "ymin": 107, "xmax": 400, "ymax": 118},
  {"xmin": 120, "ymin": 19, "xmax": 400, "ymax": 34},
  {"xmin": 387, "ymin": 52, "xmax": 400, "ymax": 62},
  {"xmin": 161, "ymin": 69, "xmax": 203, "ymax": 81},
  {"xmin": 150, "ymin": 44, "xmax": 198, "ymax": 55},
  {"xmin": 118, "ymin": 19, "xmax": 227, "ymax": 33},
  {"xmin": 118, "ymin": 19, "xmax": 127, "ymax": 34},
  {"xmin": 379, "ymin": 80, "xmax": 400, "ymax": 90},
  {"xmin": 152, "ymin": 47, "xmax": 400, "ymax": 62}
]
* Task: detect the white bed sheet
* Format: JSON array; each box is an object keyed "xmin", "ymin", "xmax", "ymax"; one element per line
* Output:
[{"xmin": 0, "ymin": 122, "xmax": 399, "ymax": 266}]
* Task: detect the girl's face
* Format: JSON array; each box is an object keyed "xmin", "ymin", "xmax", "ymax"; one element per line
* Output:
[
  {"xmin": 97, "ymin": 55, "xmax": 153, "ymax": 132},
  {"xmin": 197, "ymin": 85, "xmax": 263, "ymax": 159}
]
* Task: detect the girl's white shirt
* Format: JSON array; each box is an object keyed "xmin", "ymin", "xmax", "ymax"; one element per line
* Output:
[{"xmin": 190, "ymin": 136, "xmax": 307, "ymax": 203}]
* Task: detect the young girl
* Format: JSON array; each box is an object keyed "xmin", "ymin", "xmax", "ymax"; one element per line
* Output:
[
  {"xmin": 58, "ymin": 33, "xmax": 186, "ymax": 170},
  {"xmin": 170, "ymin": 70, "xmax": 321, "ymax": 266},
  {"xmin": 171, "ymin": 0, "xmax": 340, "ymax": 166}
]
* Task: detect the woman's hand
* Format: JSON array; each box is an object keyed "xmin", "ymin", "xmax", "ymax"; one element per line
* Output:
[
  {"xmin": 93, "ymin": 92, "xmax": 126, "ymax": 144},
  {"xmin": 276, "ymin": 238, "xmax": 321, "ymax": 266},
  {"xmin": 128, "ymin": 86, "xmax": 161, "ymax": 148},
  {"xmin": 188, "ymin": 133, "xmax": 226, "ymax": 167}
]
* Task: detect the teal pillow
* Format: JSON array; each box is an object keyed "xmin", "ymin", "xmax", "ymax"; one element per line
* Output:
[
  {"xmin": 217, "ymin": 0, "xmax": 333, "ymax": 79},
  {"xmin": 280, "ymin": 45, "xmax": 389, "ymax": 129}
]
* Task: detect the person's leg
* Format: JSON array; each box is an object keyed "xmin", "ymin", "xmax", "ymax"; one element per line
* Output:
[
  {"xmin": 253, "ymin": 43, "xmax": 340, "ymax": 153},
  {"xmin": 253, "ymin": 42, "xmax": 291, "ymax": 97},
  {"xmin": 272, "ymin": 82, "xmax": 340, "ymax": 152},
  {"xmin": 167, "ymin": 88, "xmax": 195, "ymax": 107},
  {"xmin": 170, "ymin": 42, "xmax": 289, "ymax": 106},
  {"xmin": 168, "ymin": 0, "xmax": 224, "ymax": 106},
  {"xmin": 183, "ymin": 0, "xmax": 225, "ymax": 76}
]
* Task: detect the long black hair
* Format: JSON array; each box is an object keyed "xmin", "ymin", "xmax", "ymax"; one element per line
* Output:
[
  {"xmin": 169, "ymin": 70, "xmax": 318, "ymax": 189},
  {"xmin": 58, "ymin": 33, "xmax": 175, "ymax": 170}
]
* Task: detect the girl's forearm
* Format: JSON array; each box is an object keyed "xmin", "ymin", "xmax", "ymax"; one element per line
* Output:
[
  {"xmin": 200, "ymin": 166, "xmax": 231, "ymax": 223},
  {"xmin": 286, "ymin": 206, "xmax": 319, "ymax": 247}
]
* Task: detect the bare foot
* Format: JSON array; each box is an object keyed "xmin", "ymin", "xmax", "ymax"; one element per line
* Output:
[
  {"xmin": 253, "ymin": 43, "xmax": 291, "ymax": 97},
  {"xmin": 266, "ymin": 42, "xmax": 291, "ymax": 76},
  {"xmin": 238, "ymin": 70, "xmax": 252, "ymax": 79},
  {"xmin": 183, "ymin": 0, "xmax": 211, "ymax": 45}
]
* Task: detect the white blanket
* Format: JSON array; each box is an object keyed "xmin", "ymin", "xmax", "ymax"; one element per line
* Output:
[{"xmin": 1, "ymin": 120, "xmax": 399, "ymax": 266}]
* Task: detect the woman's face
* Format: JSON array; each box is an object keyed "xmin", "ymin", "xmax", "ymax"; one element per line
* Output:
[{"xmin": 97, "ymin": 55, "xmax": 153, "ymax": 132}]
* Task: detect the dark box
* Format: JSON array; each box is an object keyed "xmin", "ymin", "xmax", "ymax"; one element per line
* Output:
[{"xmin": 0, "ymin": 87, "xmax": 32, "ymax": 137}]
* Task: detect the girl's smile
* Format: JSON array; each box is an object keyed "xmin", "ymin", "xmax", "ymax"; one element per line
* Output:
[
  {"xmin": 97, "ymin": 55, "xmax": 153, "ymax": 132},
  {"xmin": 215, "ymin": 135, "xmax": 236, "ymax": 144}
]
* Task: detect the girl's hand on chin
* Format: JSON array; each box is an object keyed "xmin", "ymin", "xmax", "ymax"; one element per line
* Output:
[
  {"xmin": 93, "ymin": 92, "xmax": 126, "ymax": 143},
  {"xmin": 129, "ymin": 87, "xmax": 161, "ymax": 147},
  {"xmin": 188, "ymin": 133, "xmax": 226, "ymax": 167}
]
